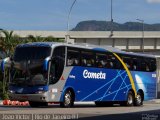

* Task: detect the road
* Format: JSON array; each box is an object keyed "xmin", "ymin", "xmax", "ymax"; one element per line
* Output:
[{"xmin": 0, "ymin": 102, "xmax": 160, "ymax": 120}]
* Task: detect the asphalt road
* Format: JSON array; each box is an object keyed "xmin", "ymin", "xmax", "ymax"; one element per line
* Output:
[{"xmin": 0, "ymin": 102, "xmax": 160, "ymax": 120}]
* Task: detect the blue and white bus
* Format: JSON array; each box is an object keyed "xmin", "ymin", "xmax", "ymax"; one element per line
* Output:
[{"xmin": 1, "ymin": 42, "xmax": 157, "ymax": 107}]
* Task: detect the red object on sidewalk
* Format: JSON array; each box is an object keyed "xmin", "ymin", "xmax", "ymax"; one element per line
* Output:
[
  {"xmin": 3, "ymin": 100, "xmax": 10, "ymax": 105},
  {"xmin": 3, "ymin": 100, "xmax": 29, "ymax": 106}
]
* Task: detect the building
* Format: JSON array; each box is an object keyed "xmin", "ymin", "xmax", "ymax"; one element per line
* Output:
[{"xmin": 12, "ymin": 31, "xmax": 160, "ymax": 54}]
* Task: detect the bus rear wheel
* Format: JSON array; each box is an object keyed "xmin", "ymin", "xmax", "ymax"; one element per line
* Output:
[
  {"xmin": 134, "ymin": 92, "xmax": 143, "ymax": 106},
  {"xmin": 126, "ymin": 91, "xmax": 134, "ymax": 106},
  {"xmin": 60, "ymin": 90, "xmax": 74, "ymax": 108}
]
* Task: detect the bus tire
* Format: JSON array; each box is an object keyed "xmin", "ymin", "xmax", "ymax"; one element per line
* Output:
[
  {"xmin": 60, "ymin": 90, "xmax": 74, "ymax": 108},
  {"xmin": 134, "ymin": 92, "xmax": 143, "ymax": 106},
  {"xmin": 126, "ymin": 91, "xmax": 134, "ymax": 106}
]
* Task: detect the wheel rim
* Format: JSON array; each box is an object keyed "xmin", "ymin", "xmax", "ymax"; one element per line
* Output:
[
  {"xmin": 64, "ymin": 92, "xmax": 71, "ymax": 106},
  {"xmin": 128, "ymin": 94, "xmax": 133, "ymax": 105},
  {"xmin": 136, "ymin": 94, "xmax": 142, "ymax": 104}
]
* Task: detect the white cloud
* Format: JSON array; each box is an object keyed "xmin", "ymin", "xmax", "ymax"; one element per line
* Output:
[{"xmin": 147, "ymin": 0, "xmax": 160, "ymax": 3}]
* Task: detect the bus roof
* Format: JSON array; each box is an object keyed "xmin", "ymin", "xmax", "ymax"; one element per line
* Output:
[{"xmin": 16, "ymin": 42, "xmax": 156, "ymax": 58}]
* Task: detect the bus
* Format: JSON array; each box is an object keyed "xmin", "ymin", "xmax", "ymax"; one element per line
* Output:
[{"xmin": 1, "ymin": 42, "xmax": 157, "ymax": 107}]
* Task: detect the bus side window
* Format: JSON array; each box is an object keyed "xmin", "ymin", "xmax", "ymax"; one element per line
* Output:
[
  {"xmin": 81, "ymin": 51, "xmax": 95, "ymax": 67},
  {"xmin": 149, "ymin": 59, "xmax": 156, "ymax": 72},
  {"xmin": 106, "ymin": 59, "xmax": 112, "ymax": 68},
  {"xmin": 96, "ymin": 53, "xmax": 107, "ymax": 68},
  {"xmin": 140, "ymin": 59, "xmax": 149, "ymax": 72},
  {"xmin": 145, "ymin": 60, "xmax": 150, "ymax": 72},
  {"xmin": 107, "ymin": 55, "xmax": 114, "ymax": 69},
  {"xmin": 67, "ymin": 49, "xmax": 80, "ymax": 66},
  {"xmin": 123, "ymin": 56, "xmax": 132, "ymax": 70},
  {"xmin": 132, "ymin": 58, "xmax": 138, "ymax": 71}
]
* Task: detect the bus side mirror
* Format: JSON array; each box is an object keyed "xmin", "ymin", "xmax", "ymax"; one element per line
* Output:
[
  {"xmin": 43, "ymin": 57, "xmax": 51, "ymax": 71},
  {"xmin": 0, "ymin": 57, "xmax": 10, "ymax": 72}
]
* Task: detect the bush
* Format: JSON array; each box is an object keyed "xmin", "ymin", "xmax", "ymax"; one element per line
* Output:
[{"xmin": 1, "ymin": 93, "xmax": 9, "ymax": 100}]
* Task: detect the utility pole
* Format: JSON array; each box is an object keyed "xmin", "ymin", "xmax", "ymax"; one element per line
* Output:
[
  {"xmin": 65, "ymin": 0, "xmax": 77, "ymax": 43},
  {"xmin": 110, "ymin": 0, "xmax": 113, "ymax": 37}
]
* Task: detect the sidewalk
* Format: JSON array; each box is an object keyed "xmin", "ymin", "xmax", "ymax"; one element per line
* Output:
[{"xmin": 145, "ymin": 99, "xmax": 160, "ymax": 104}]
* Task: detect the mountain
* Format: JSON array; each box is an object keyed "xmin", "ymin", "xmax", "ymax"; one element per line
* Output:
[{"xmin": 72, "ymin": 20, "xmax": 160, "ymax": 31}]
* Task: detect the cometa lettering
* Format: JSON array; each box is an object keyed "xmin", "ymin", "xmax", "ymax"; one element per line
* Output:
[{"xmin": 83, "ymin": 70, "xmax": 106, "ymax": 79}]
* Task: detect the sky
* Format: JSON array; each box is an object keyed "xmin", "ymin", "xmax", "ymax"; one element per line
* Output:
[{"xmin": 0, "ymin": 0, "xmax": 160, "ymax": 31}]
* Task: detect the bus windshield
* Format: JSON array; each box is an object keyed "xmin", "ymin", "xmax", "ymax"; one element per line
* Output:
[
  {"xmin": 13, "ymin": 46, "xmax": 51, "ymax": 62},
  {"xmin": 11, "ymin": 64, "xmax": 48, "ymax": 86},
  {"xmin": 10, "ymin": 46, "xmax": 51, "ymax": 86}
]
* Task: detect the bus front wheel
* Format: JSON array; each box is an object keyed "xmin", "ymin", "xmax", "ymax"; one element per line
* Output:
[
  {"xmin": 134, "ymin": 92, "xmax": 143, "ymax": 106},
  {"xmin": 60, "ymin": 90, "xmax": 74, "ymax": 108}
]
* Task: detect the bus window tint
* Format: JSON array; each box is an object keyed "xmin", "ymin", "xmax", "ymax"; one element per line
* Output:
[
  {"xmin": 14, "ymin": 46, "xmax": 51, "ymax": 61},
  {"xmin": 96, "ymin": 53, "xmax": 107, "ymax": 68},
  {"xmin": 67, "ymin": 49, "xmax": 80, "ymax": 66},
  {"xmin": 109, "ymin": 54, "xmax": 122, "ymax": 69},
  {"xmin": 81, "ymin": 51, "xmax": 95, "ymax": 67},
  {"xmin": 123, "ymin": 57, "xmax": 132, "ymax": 70},
  {"xmin": 132, "ymin": 58, "xmax": 138, "ymax": 71},
  {"xmin": 149, "ymin": 59, "xmax": 156, "ymax": 72},
  {"xmin": 140, "ymin": 58, "xmax": 149, "ymax": 72}
]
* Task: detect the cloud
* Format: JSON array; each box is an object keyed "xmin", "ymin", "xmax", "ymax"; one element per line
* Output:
[{"xmin": 147, "ymin": 0, "xmax": 160, "ymax": 3}]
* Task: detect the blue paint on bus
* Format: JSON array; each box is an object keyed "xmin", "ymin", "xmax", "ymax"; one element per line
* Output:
[{"xmin": 62, "ymin": 66, "xmax": 156, "ymax": 102}]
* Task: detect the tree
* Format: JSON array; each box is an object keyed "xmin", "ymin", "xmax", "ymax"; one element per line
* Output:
[
  {"xmin": 0, "ymin": 30, "xmax": 23, "ymax": 56},
  {"xmin": 45, "ymin": 36, "xmax": 64, "ymax": 42},
  {"xmin": 0, "ymin": 30, "xmax": 21, "ymax": 100},
  {"xmin": 27, "ymin": 35, "xmax": 45, "ymax": 42}
]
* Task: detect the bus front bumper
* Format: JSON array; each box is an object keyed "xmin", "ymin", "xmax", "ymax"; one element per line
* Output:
[{"xmin": 9, "ymin": 93, "xmax": 48, "ymax": 102}]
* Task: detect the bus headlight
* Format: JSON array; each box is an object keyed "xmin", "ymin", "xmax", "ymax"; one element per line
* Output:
[
  {"xmin": 35, "ymin": 91, "xmax": 46, "ymax": 94},
  {"xmin": 8, "ymin": 90, "xmax": 15, "ymax": 94}
]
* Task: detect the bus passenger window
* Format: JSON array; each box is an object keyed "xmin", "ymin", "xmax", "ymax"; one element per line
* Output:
[
  {"xmin": 132, "ymin": 59, "xmax": 137, "ymax": 71},
  {"xmin": 96, "ymin": 53, "xmax": 107, "ymax": 68},
  {"xmin": 81, "ymin": 51, "xmax": 95, "ymax": 67},
  {"xmin": 144, "ymin": 60, "xmax": 150, "ymax": 72},
  {"xmin": 141, "ymin": 61, "xmax": 147, "ymax": 71},
  {"xmin": 106, "ymin": 59, "xmax": 112, "ymax": 68},
  {"xmin": 149, "ymin": 59, "xmax": 156, "ymax": 72},
  {"xmin": 123, "ymin": 57, "xmax": 132, "ymax": 70},
  {"xmin": 67, "ymin": 49, "xmax": 80, "ymax": 66}
]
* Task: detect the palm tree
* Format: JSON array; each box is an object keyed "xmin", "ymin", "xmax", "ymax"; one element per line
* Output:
[
  {"xmin": 0, "ymin": 30, "xmax": 21, "ymax": 99},
  {"xmin": 0, "ymin": 30, "xmax": 14, "ymax": 56},
  {"xmin": 0, "ymin": 30, "xmax": 22, "ymax": 56}
]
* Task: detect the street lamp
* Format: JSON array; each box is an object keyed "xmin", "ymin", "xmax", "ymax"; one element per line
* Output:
[
  {"xmin": 65, "ymin": 0, "xmax": 77, "ymax": 43},
  {"xmin": 136, "ymin": 19, "xmax": 144, "ymax": 53},
  {"xmin": 110, "ymin": 0, "xmax": 113, "ymax": 37}
]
